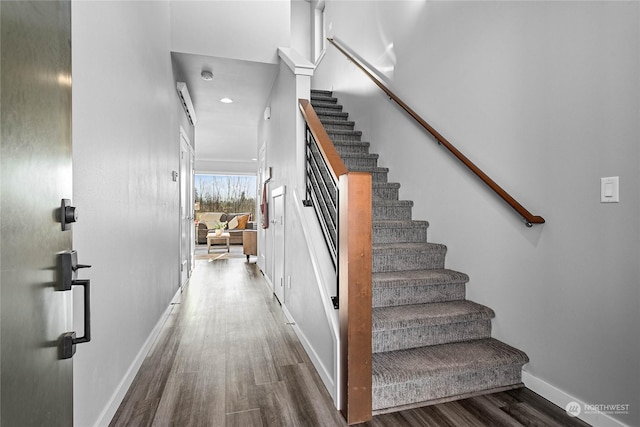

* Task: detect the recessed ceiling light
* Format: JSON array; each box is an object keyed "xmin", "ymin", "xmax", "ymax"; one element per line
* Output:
[
  {"xmin": 220, "ymin": 97, "xmax": 233, "ymax": 104},
  {"xmin": 251, "ymin": 158, "xmax": 257, "ymax": 161},
  {"xmin": 200, "ymin": 70, "xmax": 213, "ymax": 81}
]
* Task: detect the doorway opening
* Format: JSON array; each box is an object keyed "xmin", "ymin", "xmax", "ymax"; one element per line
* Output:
[
  {"xmin": 193, "ymin": 174, "xmax": 258, "ymax": 253},
  {"xmin": 194, "ymin": 174, "xmax": 257, "ymax": 219}
]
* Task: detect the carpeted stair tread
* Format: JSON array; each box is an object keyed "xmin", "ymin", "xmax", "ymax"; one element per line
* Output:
[
  {"xmin": 372, "ymin": 269, "xmax": 468, "ymax": 307},
  {"xmin": 347, "ymin": 166, "xmax": 388, "ymax": 174},
  {"xmin": 372, "ymin": 269, "xmax": 469, "ymax": 289},
  {"xmin": 310, "ymin": 91, "xmax": 335, "ymax": 97},
  {"xmin": 317, "ymin": 119, "xmax": 355, "ymax": 127},
  {"xmin": 372, "ymin": 301, "xmax": 494, "ymax": 352},
  {"xmin": 332, "ymin": 140, "xmax": 370, "ymax": 148},
  {"xmin": 373, "ymin": 242, "xmax": 445, "ymax": 251},
  {"xmin": 311, "ymin": 100, "xmax": 342, "ymax": 109},
  {"xmin": 310, "ymin": 89, "xmax": 333, "ymax": 96},
  {"xmin": 372, "ymin": 200, "xmax": 414, "ymax": 208},
  {"xmin": 312, "ymin": 99, "xmax": 341, "ymax": 108},
  {"xmin": 373, "ymin": 300, "xmax": 494, "ymax": 331},
  {"xmin": 341, "ymin": 152, "xmax": 379, "ymax": 160},
  {"xmin": 373, "ymin": 182, "xmax": 401, "ymax": 189},
  {"xmin": 315, "ymin": 111, "xmax": 349, "ymax": 120},
  {"xmin": 373, "ymin": 220, "xmax": 429, "ymax": 229},
  {"xmin": 372, "ymin": 339, "xmax": 529, "ymax": 410},
  {"xmin": 311, "ymin": 96, "xmax": 337, "ymax": 104},
  {"xmin": 373, "ymin": 242, "xmax": 447, "ymax": 272},
  {"xmin": 372, "ymin": 338, "xmax": 529, "ymax": 386},
  {"xmin": 323, "ymin": 123, "xmax": 356, "ymax": 132},
  {"xmin": 331, "ymin": 138, "xmax": 371, "ymax": 148},
  {"xmin": 372, "ymin": 200, "xmax": 414, "ymax": 220},
  {"xmin": 333, "ymin": 141, "xmax": 371, "ymax": 156},
  {"xmin": 326, "ymin": 129, "xmax": 362, "ymax": 137},
  {"xmin": 372, "ymin": 182, "xmax": 401, "ymax": 200},
  {"xmin": 373, "ymin": 220, "xmax": 429, "ymax": 244}
]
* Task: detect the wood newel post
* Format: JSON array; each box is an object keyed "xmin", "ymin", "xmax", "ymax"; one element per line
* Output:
[{"xmin": 339, "ymin": 172, "xmax": 373, "ymax": 424}]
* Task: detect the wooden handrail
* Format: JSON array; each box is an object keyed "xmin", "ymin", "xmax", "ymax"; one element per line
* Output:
[
  {"xmin": 327, "ymin": 38, "xmax": 545, "ymax": 227},
  {"xmin": 299, "ymin": 99, "xmax": 348, "ymax": 181}
]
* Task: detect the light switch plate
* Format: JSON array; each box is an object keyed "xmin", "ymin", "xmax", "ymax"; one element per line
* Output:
[{"xmin": 601, "ymin": 176, "xmax": 619, "ymax": 203}]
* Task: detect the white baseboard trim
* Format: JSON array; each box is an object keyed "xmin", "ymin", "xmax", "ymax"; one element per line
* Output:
[
  {"xmin": 262, "ymin": 271, "xmax": 274, "ymax": 293},
  {"xmin": 522, "ymin": 371, "xmax": 631, "ymax": 427},
  {"xmin": 282, "ymin": 305, "xmax": 337, "ymax": 404},
  {"xmin": 93, "ymin": 287, "xmax": 182, "ymax": 427}
]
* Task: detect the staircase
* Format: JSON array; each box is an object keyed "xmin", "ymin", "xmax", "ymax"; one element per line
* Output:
[{"xmin": 310, "ymin": 90, "xmax": 530, "ymax": 414}]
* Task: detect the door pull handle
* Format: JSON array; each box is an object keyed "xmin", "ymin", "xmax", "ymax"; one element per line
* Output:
[
  {"xmin": 58, "ymin": 250, "xmax": 92, "ymax": 359},
  {"xmin": 60, "ymin": 279, "xmax": 91, "ymax": 359}
]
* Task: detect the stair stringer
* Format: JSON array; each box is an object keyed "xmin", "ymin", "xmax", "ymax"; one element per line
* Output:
[{"xmin": 287, "ymin": 187, "xmax": 341, "ymax": 407}]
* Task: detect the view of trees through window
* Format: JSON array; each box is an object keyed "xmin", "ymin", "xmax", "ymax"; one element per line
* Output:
[{"xmin": 195, "ymin": 174, "xmax": 257, "ymax": 218}]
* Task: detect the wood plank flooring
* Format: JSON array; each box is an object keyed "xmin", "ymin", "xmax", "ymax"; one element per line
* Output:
[{"xmin": 110, "ymin": 246, "xmax": 591, "ymax": 427}]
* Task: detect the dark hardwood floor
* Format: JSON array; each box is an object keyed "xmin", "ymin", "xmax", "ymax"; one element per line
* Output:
[{"xmin": 110, "ymin": 246, "xmax": 590, "ymax": 427}]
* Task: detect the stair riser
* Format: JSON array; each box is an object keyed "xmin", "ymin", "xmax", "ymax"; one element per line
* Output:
[
  {"xmin": 314, "ymin": 107, "xmax": 343, "ymax": 115},
  {"xmin": 369, "ymin": 170, "xmax": 389, "ymax": 183},
  {"xmin": 323, "ymin": 122, "xmax": 355, "ymax": 131},
  {"xmin": 327, "ymin": 132, "xmax": 361, "ymax": 142},
  {"xmin": 373, "ymin": 205, "xmax": 413, "ymax": 221},
  {"xmin": 311, "ymin": 96, "xmax": 337, "ymax": 104},
  {"xmin": 373, "ymin": 248, "xmax": 446, "ymax": 273},
  {"xmin": 335, "ymin": 144, "xmax": 370, "ymax": 155},
  {"xmin": 373, "ymin": 365, "xmax": 524, "ymax": 411},
  {"xmin": 372, "ymin": 283, "xmax": 466, "ymax": 307},
  {"xmin": 343, "ymin": 156, "xmax": 378, "ymax": 169},
  {"xmin": 373, "ymin": 320, "xmax": 492, "ymax": 353},
  {"xmin": 312, "ymin": 101, "xmax": 342, "ymax": 109},
  {"xmin": 310, "ymin": 90, "xmax": 333, "ymax": 97},
  {"xmin": 373, "ymin": 226, "xmax": 427, "ymax": 244},
  {"xmin": 373, "ymin": 186, "xmax": 399, "ymax": 200},
  {"xmin": 316, "ymin": 112, "xmax": 349, "ymax": 121}
]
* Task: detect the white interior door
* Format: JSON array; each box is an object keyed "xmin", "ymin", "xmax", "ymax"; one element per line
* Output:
[
  {"xmin": 179, "ymin": 131, "xmax": 194, "ymax": 288},
  {"xmin": 272, "ymin": 186, "xmax": 286, "ymax": 304}
]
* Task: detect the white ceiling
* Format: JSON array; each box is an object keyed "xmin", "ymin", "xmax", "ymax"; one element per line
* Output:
[{"xmin": 171, "ymin": 52, "xmax": 279, "ymax": 171}]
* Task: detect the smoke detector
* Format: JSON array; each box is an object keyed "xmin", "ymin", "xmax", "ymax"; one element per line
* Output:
[{"xmin": 200, "ymin": 70, "xmax": 213, "ymax": 81}]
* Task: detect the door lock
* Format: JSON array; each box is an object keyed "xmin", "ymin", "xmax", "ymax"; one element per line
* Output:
[
  {"xmin": 59, "ymin": 199, "xmax": 78, "ymax": 231},
  {"xmin": 58, "ymin": 250, "xmax": 91, "ymax": 291}
]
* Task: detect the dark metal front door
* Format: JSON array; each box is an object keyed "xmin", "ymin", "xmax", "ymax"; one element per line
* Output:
[{"xmin": 1, "ymin": 1, "xmax": 74, "ymax": 425}]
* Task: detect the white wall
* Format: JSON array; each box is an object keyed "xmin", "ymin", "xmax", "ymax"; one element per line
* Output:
[
  {"xmin": 291, "ymin": 0, "xmax": 311, "ymax": 62},
  {"xmin": 170, "ymin": 0, "xmax": 290, "ymax": 64},
  {"xmin": 72, "ymin": 2, "xmax": 183, "ymax": 426},
  {"xmin": 314, "ymin": 1, "xmax": 639, "ymax": 425}
]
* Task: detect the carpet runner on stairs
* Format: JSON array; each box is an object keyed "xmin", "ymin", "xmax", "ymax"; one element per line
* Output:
[{"xmin": 310, "ymin": 89, "xmax": 530, "ymax": 414}]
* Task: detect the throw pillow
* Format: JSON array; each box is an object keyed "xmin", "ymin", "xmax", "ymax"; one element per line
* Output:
[
  {"xmin": 200, "ymin": 212, "xmax": 223, "ymax": 225},
  {"xmin": 205, "ymin": 221, "xmax": 220, "ymax": 229},
  {"xmin": 237, "ymin": 214, "xmax": 249, "ymax": 230},
  {"xmin": 227, "ymin": 216, "xmax": 239, "ymax": 230}
]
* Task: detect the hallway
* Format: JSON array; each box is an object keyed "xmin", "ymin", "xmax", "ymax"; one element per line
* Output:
[
  {"xmin": 110, "ymin": 249, "xmax": 346, "ymax": 426},
  {"xmin": 110, "ymin": 250, "xmax": 590, "ymax": 427}
]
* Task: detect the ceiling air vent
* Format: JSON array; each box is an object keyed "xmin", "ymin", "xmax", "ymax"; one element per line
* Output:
[{"xmin": 176, "ymin": 82, "xmax": 197, "ymax": 125}]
